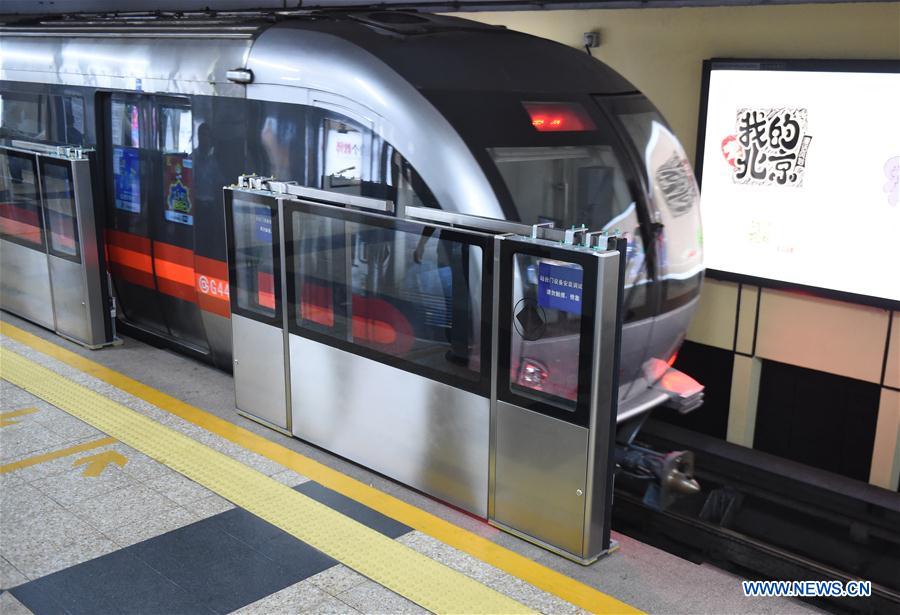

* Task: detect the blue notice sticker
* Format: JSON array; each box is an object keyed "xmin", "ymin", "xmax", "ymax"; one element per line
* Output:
[
  {"xmin": 537, "ymin": 261, "xmax": 583, "ymax": 315},
  {"xmin": 254, "ymin": 209, "xmax": 273, "ymax": 243}
]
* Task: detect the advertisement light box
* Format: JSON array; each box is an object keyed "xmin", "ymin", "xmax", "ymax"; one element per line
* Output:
[{"xmin": 696, "ymin": 59, "xmax": 900, "ymax": 308}]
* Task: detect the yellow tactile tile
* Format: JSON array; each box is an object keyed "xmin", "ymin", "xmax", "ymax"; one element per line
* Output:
[{"xmin": 0, "ymin": 347, "xmax": 531, "ymax": 615}]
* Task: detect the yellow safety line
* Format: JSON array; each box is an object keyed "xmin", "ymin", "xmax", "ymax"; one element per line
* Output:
[
  {"xmin": 0, "ymin": 406, "xmax": 39, "ymax": 420},
  {"xmin": 0, "ymin": 321, "xmax": 642, "ymax": 615},
  {"xmin": 0, "ymin": 347, "xmax": 530, "ymax": 615},
  {"xmin": 0, "ymin": 437, "xmax": 117, "ymax": 474}
]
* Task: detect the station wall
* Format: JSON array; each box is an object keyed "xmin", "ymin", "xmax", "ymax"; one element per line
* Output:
[{"xmin": 464, "ymin": 2, "xmax": 900, "ymax": 491}]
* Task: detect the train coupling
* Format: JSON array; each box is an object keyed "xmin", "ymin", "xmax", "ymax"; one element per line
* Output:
[{"xmin": 616, "ymin": 443, "xmax": 701, "ymax": 509}]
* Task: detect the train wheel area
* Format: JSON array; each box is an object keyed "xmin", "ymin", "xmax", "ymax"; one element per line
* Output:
[{"xmin": 0, "ymin": 312, "xmax": 814, "ymax": 615}]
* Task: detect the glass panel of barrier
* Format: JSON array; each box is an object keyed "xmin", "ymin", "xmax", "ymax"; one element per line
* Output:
[
  {"xmin": 39, "ymin": 157, "xmax": 80, "ymax": 260},
  {"xmin": 289, "ymin": 205, "xmax": 487, "ymax": 392},
  {"xmin": 0, "ymin": 150, "xmax": 44, "ymax": 249},
  {"xmin": 230, "ymin": 192, "xmax": 278, "ymax": 320},
  {"xmin": 508, "ymin": 253, "xmax": 584, "ymax": 412}
]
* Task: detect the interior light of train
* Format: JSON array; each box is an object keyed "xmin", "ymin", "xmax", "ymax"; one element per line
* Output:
[{"xmin": 523, "ymin": 102, "xmax": 596, "ymax": 132}]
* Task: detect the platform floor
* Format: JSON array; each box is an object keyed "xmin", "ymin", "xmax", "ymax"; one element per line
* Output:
[{"xmin": 0, "ymin": 312, "xmax": 821, "ymax": 614}]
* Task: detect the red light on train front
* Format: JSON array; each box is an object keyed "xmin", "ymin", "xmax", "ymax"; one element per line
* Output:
[{"xmin": 523, "ymin": 102, "xmax": 596, "ymax": 132}]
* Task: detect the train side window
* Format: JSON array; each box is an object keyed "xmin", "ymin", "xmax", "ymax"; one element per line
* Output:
[
  {"xmin": 49, "ymin": 95, "xmax": 86, "ymax": 146},
  {"xmin": 111, "ymin": 100, "xmax": 141, "ymax": 148},
  {"xmin": 321, "ymin": 118, "xmax": 364, "ymax": 193},
  {"xmin": 39, "ymin": 158, "xmax": 80, "ymax": 260},
  {"xmin": 159, "ymin": 105, "xmax": 195, "ymax": 226},
  {"xmin": 0, "ymin": 150, "xmax": 44, "ymax": 248},
  {"xmin": 0, "ymin": 92, "xmax": 45, "ymax": 141},
  {"xmin": 392, "ymin": 152, "xmax": 440, "ymax": 210},
  {"xmin": 612, "ymin": 99, "xmax": 703, "ymax": 311},
  {"xmin": 290, "ymin": 208, "xmax": 486, "ymax": 390},
  {"xmin": 231, "ymin": 193, "xmax": 278, "ymax": 319},
  {"xmin": 309, "ymin": 111, "xmax": 389, "ymax": 200},
  {"xmin": 110, "ymin": 98, "xmax": 142, "ymax": 215}
]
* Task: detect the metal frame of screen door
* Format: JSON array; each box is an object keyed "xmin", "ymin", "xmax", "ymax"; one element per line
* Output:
[
  {"xmin": 224, "ymin": 175, "xmax": 626, "ymax": 564},
  {"xmin": 488, "ymin": 233, "xmax": 625, "ymax": 564},
  {"xmin": 0, "ymin": 142, "xmax": 115, "ymax": 348}
]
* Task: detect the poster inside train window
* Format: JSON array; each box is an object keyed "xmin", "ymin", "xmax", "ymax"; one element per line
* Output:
[{"xmin": 163, "ymin": 154, "xmax": 193, "ymax": 226}]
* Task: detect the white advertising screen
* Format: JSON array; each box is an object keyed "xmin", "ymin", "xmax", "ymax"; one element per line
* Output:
[{"xmin": 698, "ymin": 62, "xmax": 900, "ymax": 306}]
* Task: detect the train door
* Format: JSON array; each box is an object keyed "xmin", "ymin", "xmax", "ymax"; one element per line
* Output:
[
  {"xmin": 153, "ymin": 99, "xmax": 210, "ymax": 352},
  {"xmin": 103, "ymin": 94, "xmax": 210, "ymax": 354},
  {"xmin": 104, "ymin": 94, "xmax": 169, "ymax": 336}
]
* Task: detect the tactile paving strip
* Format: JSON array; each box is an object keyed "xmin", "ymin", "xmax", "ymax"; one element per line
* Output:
[{"xmin": 0, "ymin": 347, "xmax": 532, "ymax": 614}]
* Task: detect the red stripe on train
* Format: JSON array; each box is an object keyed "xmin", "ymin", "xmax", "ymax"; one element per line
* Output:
[
  {"xmin": 195, "ymin": 255, "xmax": 231, "ymax": 318},
  {"xmin": 0, "ymin": 202, "xmax": 41, "ymax": 227},
  {"xmin": 104, "ymin": 229, "xmax": 231, "ymax": 319}
]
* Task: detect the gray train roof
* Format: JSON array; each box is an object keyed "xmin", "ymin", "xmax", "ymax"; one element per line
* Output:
[
  {"xmin": 0, "ymin": 12, "xmax": 635, "ymax": 96},
  {"xmin": 277, "ymin": 13, "xmax": 636, "ymax": 94},
  {"xmin": 0, "ymin": 1, "xmax": 875, "ymax": 15}
]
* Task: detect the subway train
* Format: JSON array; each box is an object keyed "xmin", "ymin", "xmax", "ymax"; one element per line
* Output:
[{"xmin": 0, "ymin": 10, "xmax": 704, "ymax": 500}]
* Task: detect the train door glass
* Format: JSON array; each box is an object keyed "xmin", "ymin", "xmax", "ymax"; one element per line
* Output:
[
  {"xmin": 0, "ymin": 149, "xmax": 44, "ymax": 248},
  {"xmin": 153, "ymin": 101, "xmax": 208, "ymax": 351},
  {"xmin": 506, "ymin": 253, "xmax": 583, "ymax": 410},
  {"xmin": 287, "ymin": 204, "xmax": 487, "ymax": 390},
  {"xmin": 225, "ymin": 189, "xmax": 287, "ymax": 428},
  {"xmin": 106, "ymin": 95, "xmax": 169, "ymax": 335},
  {"xmin": 39, "ymin": 157, "xmax": 80, "ymax": 260}
]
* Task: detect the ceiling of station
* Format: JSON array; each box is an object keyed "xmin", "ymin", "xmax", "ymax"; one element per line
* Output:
[{"xmin": 0, "ymin": 0, "xmax": 880, "ymax": 16}]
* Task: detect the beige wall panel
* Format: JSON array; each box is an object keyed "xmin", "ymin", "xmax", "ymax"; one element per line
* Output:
[
  {"xmin": 685, "ymin": 278, "xmax": 737, "ymax": 350},
  {"xmin": 869, "ymin": 388, "xmax": 900, "ymax": 491},
  {"xmin": 735, "ymin": 285, "xmax": 759, "ymax": 356},
  {"xmin": 885, "ymin": 312, "xmax": 900, "ymax": 389},
  {"xmin": 755, "ymin": 289, "xmax": 889, "ymax": 384},
  {"xmin": 727, "ymin": 355, "xmax": 761, "ymax": 448},
  {"xmin": 464, "ymin": 3, "xmax": 900, "ymax": 162}
]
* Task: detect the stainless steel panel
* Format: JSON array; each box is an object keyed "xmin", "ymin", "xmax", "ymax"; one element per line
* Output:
[
  {"xmin": 583, "ymin": 249, "xmax": 624, "ymax": 558},
  {"xmin": 48, "ymin": 255, "xmax": 90, "ymax": 343},
  {"xmin": 232, "ymin": 313, "xmax": 288, "ymax": 429},
  {"xmin": 0, "ymin": 239, "xmax": 54, "ymax": 329},
  {"xmin": 492, "ymin": 400, "xmax": 588, "ymax": 557},
  {"xmin": 47, "ymin": 158, "xmax": 112, "ymax": 347},
  {"xmin": 289, "ymin": 334, "xmax": 490, "ymax": 516}
]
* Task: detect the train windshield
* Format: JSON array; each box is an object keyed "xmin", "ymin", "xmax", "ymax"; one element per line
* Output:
[
  {"xmin": 487, "ymin": 144, "xmax": 648, "ymax": 295},
  {"xmin": 487, "ymin": 145, "xmax": 633, "ymax": 231}
]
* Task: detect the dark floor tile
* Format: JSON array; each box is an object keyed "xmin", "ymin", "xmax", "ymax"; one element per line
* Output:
[
  {"xmin": 9, "ymin": 585, "xmax": 69, "ymax": 615},
  {"xmin": 10, "ymin": 549, "xmax": 212, "ymax": 615},
  {"xmin": 209, "ymin": 508, "xmax": 337, "ymax": 571},
  {"xmin": 210, "ymin": 507, "xmax": 284, "ymax": 546},
  {"xmin": 295, "ymin": 482, "xmax": 411, "ymax": 539},
  {"xmin": 128, "ymin": 521, "xmax": 302, "ymax": 614}
]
